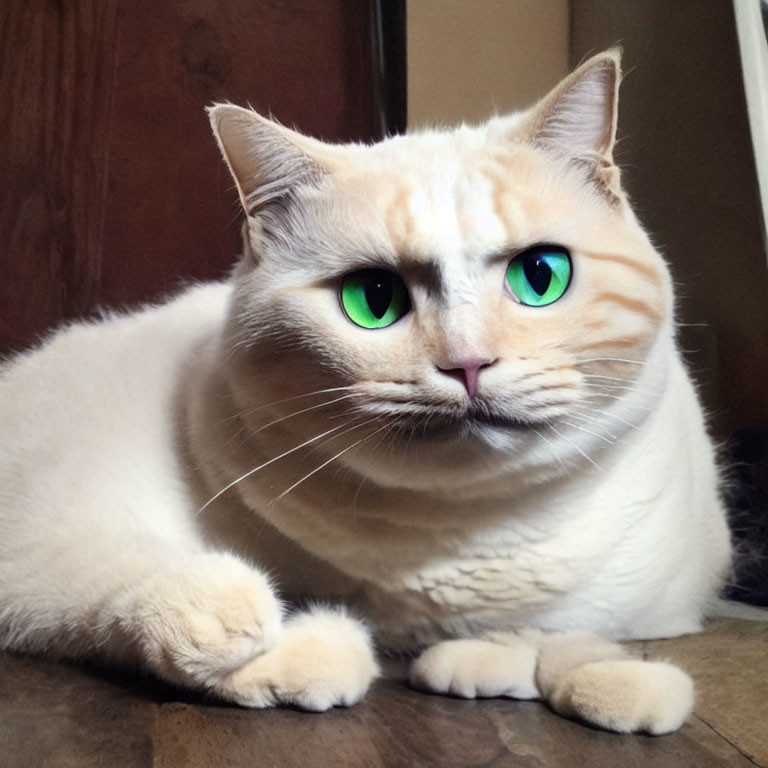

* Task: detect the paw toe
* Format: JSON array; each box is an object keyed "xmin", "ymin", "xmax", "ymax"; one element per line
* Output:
[
  {"xmin": 221, "ymin": 607, "xmax": 378, "ymax": 711},
  {"xmin": 410, "ymin": 639, "xmax": 538, "ymax": 700}
]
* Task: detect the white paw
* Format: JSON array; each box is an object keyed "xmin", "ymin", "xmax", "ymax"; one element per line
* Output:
[
  {"xmin": 220, "ymin": 607, "xmax": 379, "ymax": 711},
  {"xmin": 409, "ymin": 638, "xmax": 538, "ymax": 700},
  {"xmin": 547, "ymin": 659, "xmax": 694, "ymax": 734},
  {"xmin": 126, "ymin": 552, "xmax": 282, "ymax": 687}
]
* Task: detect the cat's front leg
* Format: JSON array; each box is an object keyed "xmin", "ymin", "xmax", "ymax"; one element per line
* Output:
[
  {"xmin": 114, "ymin": 552, "xmax": 378, "ymax": 710},
  {"xmin": 114, "ymin": 551, "xmax": 284, "ymax": 689},
  {"xmin": 409, "ymin": 630, "xmax": 694, "ymax": 734}
]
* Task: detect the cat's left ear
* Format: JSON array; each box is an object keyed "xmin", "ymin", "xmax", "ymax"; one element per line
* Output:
[
  {"xmin": 520, "ymin": 50, "xmax": 622, "ymax": 197},
  {"xmin": 525, "ymin": 49, "xmax": 621, "ymax": 162}
]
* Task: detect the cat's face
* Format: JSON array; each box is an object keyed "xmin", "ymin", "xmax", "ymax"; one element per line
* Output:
[{"xmin": 210, "ymin": 51, "xmax": 673, "ymax": 492}]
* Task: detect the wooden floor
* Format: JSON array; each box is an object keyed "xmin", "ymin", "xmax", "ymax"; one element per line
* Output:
[{"xmin": 1, "ymin": 616, "xmax": 766, "ymax": 767}]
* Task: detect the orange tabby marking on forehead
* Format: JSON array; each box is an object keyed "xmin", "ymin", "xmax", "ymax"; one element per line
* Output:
[
  {"xmin": 481, "ymin": 160, "xmax": 539, "ymax": 243},
  {"xmin": 384, "ymin": 183, "xmax": 418, "ymax": 255},
  {"xmin": 487, "ymin": 170, "xmax": 509, "ymax": 237}
]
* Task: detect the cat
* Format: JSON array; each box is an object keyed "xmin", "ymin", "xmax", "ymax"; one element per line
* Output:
[{"xmin": 0, "ymin": 49, "xmax": 731, "ymax": 734}]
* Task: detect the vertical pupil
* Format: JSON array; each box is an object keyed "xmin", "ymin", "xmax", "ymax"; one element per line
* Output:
[
  {"xmin": 365, "ymin": 276, "xmax": 393, "ymax": 318},
  {"xmin": 524, "ymin": 256, "xmax": 552, "ymax": 296}
]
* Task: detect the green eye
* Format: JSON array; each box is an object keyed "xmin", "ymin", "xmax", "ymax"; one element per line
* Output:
[
  {"xmin": 340, "ymin": 269, "xmax": 411, "ymax": 329},
  {"xmin": 505, "ymin": 246, "xmax": 572, "ymax": 307}
]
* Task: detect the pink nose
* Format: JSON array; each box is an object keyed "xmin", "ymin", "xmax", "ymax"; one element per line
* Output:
[{"xmin": 436, "ymin": 358, "xmax": 497, "ymax": 398}]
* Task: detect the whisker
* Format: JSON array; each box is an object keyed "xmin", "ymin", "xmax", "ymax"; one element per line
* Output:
[
  {"xmin": 272, "ymin": 420, "xmax": 390, "ymax": 504},
  {"xmin": 583, "ymin": 380, "xmax": 660, "ymax": 398},
  {"xmin": 547, "ymin": 423, "xmax": 603, "ymax": 471},
  {"xmin": 596, "ymin": 397, "xmax": 653, "ymax": 413},
  {"xmin": 298, "ymin": 412, "xmax": 381, "ymax": 456},
  {"xmin": 361, "ymin": 420, "xmax": 396, "ymax": 454},
  {"xmin": 569, "ymin": 403, "xmax": 643, "ymax": 432},
  {"xmin": 566, "ymin": 412, "xmax": 620, "ymax": 441},
  {"xmin": 349, "ymin": 474, "xmax": 368, "ymax": 517},
  {"xmin": 198, "ymin": 418, "xmax": 368, "ymax": 513},
  {"xmin": 580, "ymin": 388, "xmax": 654, "ymax": 413},
  {"xmin": 248, "ymin": 394, "xmax": 357, "ymax": 436},
  {"xmin": 532, "ymin": 427, "xmax": 569, "ymax": 471},
  {"xmin": 398, "ymin": 418, "xmax": 420, "ymax": 458},
  {"xmin": 560, "ymin": 420, "xmax": 614, "ymax": 445},
  {"xmin": 211, "ymin": 392, "xmax": 362, "ymax": 463},
  {"xmin": 229, "ymin": 386, "xmax": 357, "ymax": 423},
  {"xmin": 581, "ymin": 373, "xmax": 634, "ymax": 385},
  {"xmin": 575, "ymin": 357, "xmax": 646, "ymax": 367}
]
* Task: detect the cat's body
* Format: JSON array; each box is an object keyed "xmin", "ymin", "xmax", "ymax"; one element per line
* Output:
[
  {"xmin": 190, "ymin": 285, "xmax": 723, "ymax": 649},
  {"xmin": 0, "ymin": 52, "xmax": 730, "ymax": 732}
]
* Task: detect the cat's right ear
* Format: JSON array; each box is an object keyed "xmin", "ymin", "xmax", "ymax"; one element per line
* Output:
[{"xmin": 207, "ymin": 104, "xmax": 333, "ymax": 216}]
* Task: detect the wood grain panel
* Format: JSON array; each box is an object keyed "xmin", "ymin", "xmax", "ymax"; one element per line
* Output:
[
  {"xmin": 0, "ymin": 0, "xmax": 393, "ymax": 355},
  {"xmin": 98, "ymin": 0, "xmax": 382, "ymax": 311},
  {"xmin": 0, "ymin": 1, "xmax": 119, "ymax": 353}
]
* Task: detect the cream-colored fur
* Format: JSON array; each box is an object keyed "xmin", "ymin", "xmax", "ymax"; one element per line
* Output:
[
  {"xmin": 409, "ymin": 637, "xmax": 538, "ymax": 700},
  {"xmin": 0, "ymin": 51, "xmax": 729, "ymax": 733}
]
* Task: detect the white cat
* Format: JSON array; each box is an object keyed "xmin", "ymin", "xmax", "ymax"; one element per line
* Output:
[{"xmin": 0, "ymin": 50, "xmax": 730, "ymax": 733}]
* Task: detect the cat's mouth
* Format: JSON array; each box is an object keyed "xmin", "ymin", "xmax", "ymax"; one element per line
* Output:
[
  {"xmin": 396, "ymin": 408, "xmax": 543, "ymax": 439},
  {"xmin": 468, "ymin": 412, "xmax": 539, "ymax": 429}
]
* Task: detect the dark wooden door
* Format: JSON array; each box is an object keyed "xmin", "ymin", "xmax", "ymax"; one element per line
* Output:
[{"xmin": 0, "ymin": 0, "xmax": 405, "ymax": 355}]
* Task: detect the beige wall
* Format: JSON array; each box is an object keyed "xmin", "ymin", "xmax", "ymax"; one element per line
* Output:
[{"xmin": 407, "ymin": 0, "xmax": 569, "ymax": 128}]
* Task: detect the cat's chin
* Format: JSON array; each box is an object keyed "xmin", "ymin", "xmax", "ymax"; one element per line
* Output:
[
  {"xmin": 396, "ymin": 412, "xmax": 545, "ymax": 445},
  {"xmin": 416, "ymin": 417, "xmax": 549, "ymax": 467},
  {"xmin": 339, "ymin": 416, "xmax": 556, "ymax": 493}
]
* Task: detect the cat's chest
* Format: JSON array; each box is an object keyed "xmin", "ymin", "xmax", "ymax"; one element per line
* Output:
[
  {"xmin": 337, "ymin": 528, "xmax": 591, "ymax": 648},
  {"xmin": 333, "ymin": 513, "xmax": 591, "ymax": 616},
  {"xmin": 233, "ymin": 470, "xmax": 612, "ymax": 626},
  {"xmin": 398, "ymin": 542, "xmax": 574, "ymax": 603}
]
